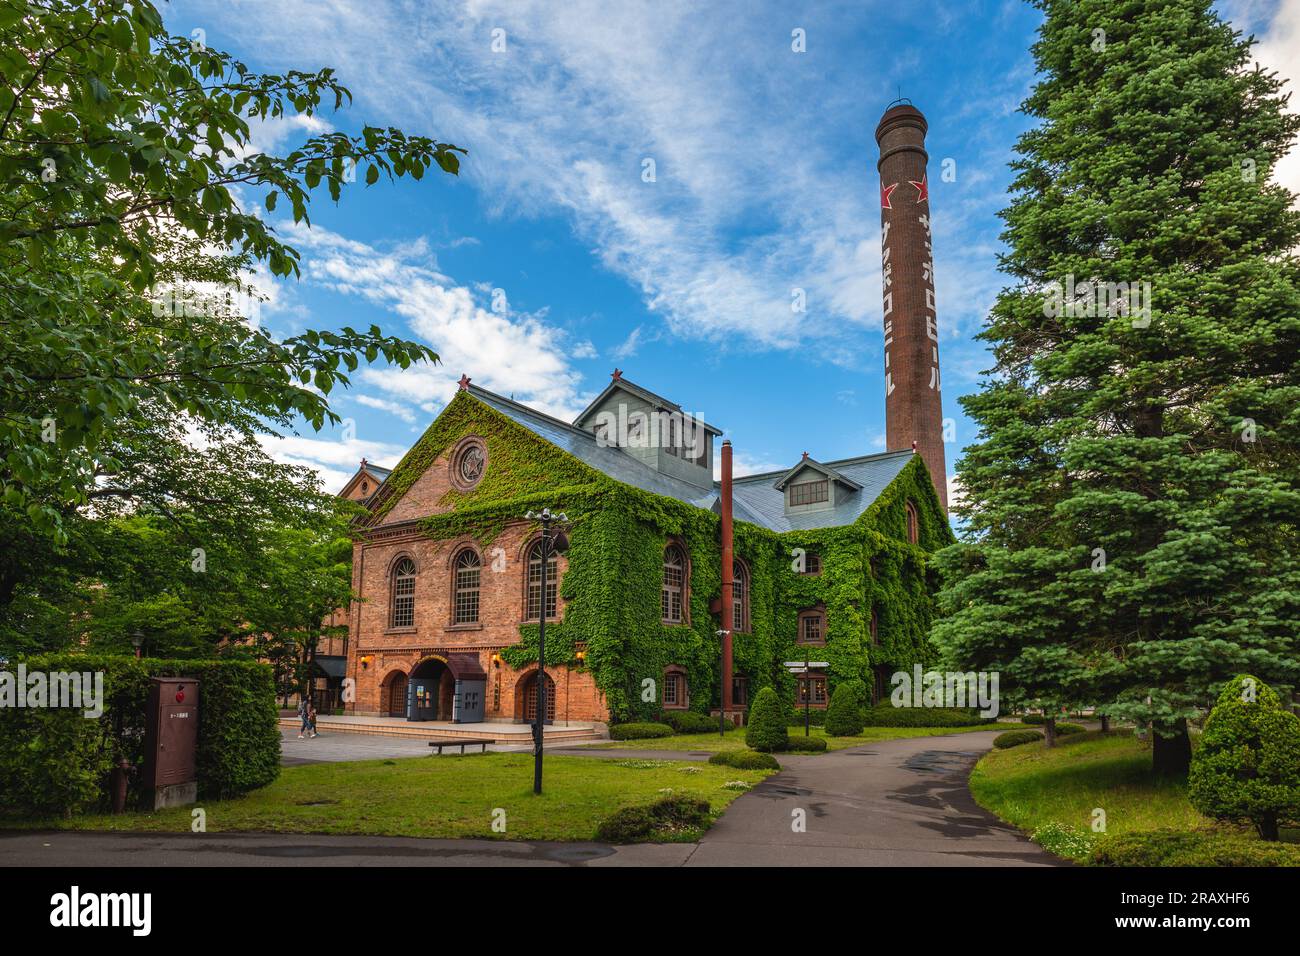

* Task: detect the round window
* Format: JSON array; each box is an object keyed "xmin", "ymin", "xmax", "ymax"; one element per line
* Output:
[{"xmin": 450, "ymin": 437, "xmax": 487, "ymax": 490}]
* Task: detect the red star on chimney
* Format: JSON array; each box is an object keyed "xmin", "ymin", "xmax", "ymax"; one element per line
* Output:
[
  {"xmin": 458, "ymin": 374, "xmax": 471, "ymax": 391},
  {"xmin": 880, "ymin": 181, "xmax": 898, "ymax": 210},
  {"xmin": 611, "ymin": 368, "xmax": 623, "ymax": 381},
  {"xmin": 908, "ymin": 174, "xmax": 928, "ymax": 204}
]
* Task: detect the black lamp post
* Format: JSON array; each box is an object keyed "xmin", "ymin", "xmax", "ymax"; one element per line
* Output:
[
  {"xmin": 524, "ymin": 507, "xmax": 569, "ymax": 795},
  {"xmin": 131, "ymin": 631, "xmax": 144, "ymax": 660}
]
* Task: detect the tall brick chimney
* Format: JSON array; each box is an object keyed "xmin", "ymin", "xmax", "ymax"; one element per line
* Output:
[{"xmin": 876, "ymin": 102, "xmax": 947, "ymax": 512}]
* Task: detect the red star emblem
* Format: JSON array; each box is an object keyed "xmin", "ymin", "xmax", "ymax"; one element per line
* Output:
[
  {"xmin": 880, "ymin": 181, "xmax": 898, "ymax": 209},
  {"xmin": 458, "ymin": 374, "xmax": 471, "ymax": 390},
  {"xmin": 909, "ymin": 175, "xmax": 928, "ymax": 204}
]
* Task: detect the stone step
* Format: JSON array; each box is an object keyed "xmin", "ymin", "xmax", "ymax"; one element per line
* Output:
[{"xmin": 278, "ymin": 717, "xmax": 603, "ymax": 744}]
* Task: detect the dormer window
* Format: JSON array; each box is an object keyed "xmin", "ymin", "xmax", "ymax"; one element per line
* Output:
[{"xmin": 789, "ymin": 480, "xmax": 828, "ymax": 506}]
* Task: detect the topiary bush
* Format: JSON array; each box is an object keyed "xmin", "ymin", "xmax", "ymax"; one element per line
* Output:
[
  {"xmin": 824, "ymin": 684, "xmax": 864, "ymax": 736},
  {"xmin": 784, "ymin": 735, "xmax": 828, "ymax": 752},
  {"xmin": 1020, "ymin": 714, "xmax": 1047, "ymax": 725},
  {"xmin": 0, "ymin": 653, "xmax": 280, "ymax": 816},
  {"xmin": 1188, "ymin": 674, "xmax": 1300, "ymax": 841},
  {"xmin": 745, "ymin": 687, "xmax": 789, "ymax": 753},
  {"xmin": 1056, "ymin": 723, "xmax": 1086, "ymax": 737},
  {"xmin": 609, "ymin": 722, "xmax": 674, "ymax": 740},
  {"xmin": 661, "ymin": 710, "xmax": 719, "ymax": 735},
  {"xmin": 708, "ymin": 749, "xmax": 780, "ymax": 770},
  {"xmin": 994, "ymin": 729, "xmax": 1043, "ymax": 749},
  {"xmin": 594, "ymin": 794, "xmax": 712, "ymax": 842},
  {"xmin": 1090, "ymin": 828, "xmax": 1300, "ymax": 867}
]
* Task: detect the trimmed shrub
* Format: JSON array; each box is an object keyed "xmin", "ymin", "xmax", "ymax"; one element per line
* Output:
[
  {"xmin": 609, "ymin": 722, "xmax": 674, "ymax": 740},
  {"xmin": 662, "ymin": 710, "xmax": 718, "ymax": 734},
  {"xmin": 860, "ymin": 705, "xmax": 986, "ymax": 728},
  {"xmin": 1091, "ymin": 828, "xmax": 1300, "ymax": 867},
  {"xmin": 708, "ymin": 749, "xmax": 780, "ymax": 770},
  {"xmin": 0, "ymin": 654, "xmax": 280, "ymax": 816},
  {"xmin": 1056, "ymin": 723, "xmax": 1086, "ymax": 737},
  {"xmin": 825, "ymin": 684, "xmax": 864, "ymax": 737},
  {"xmin": 993, "ymin": 729, "xmax": 1043, "ymax": 749},
  {"xmin": 1188, "ymin": 674, "xmax": 1300, "ymax": 841},
  {"xmin": 746, "ymin": 687, "xmax": 789, "ymax": 753},
  {"xmin": 784, "ymin": 735, "xmax": 828, "ymax": 753},
  {"xmin": 594, "ymin": 795, "xmax": 711, "ymax": 842},
  {"xmin": 1020, "ymin": 714, "xmax": 1047, "ymax": 725}
]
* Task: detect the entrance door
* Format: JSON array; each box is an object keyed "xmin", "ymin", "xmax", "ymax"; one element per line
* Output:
[
  {"xmin": 386, "ymin": 673, "xmax": 408, "ymax": 717},
  {"xmin": 408, "ymin": 677, "xmax": 439, "ymax": 721},
  {"xmin": 522, "ymin": 673, "xmax": 556, "ymax": 725}
]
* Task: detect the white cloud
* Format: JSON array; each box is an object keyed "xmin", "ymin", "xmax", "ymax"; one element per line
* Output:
[
  {"xmin": 1253, "ymin": 0, "xmax": 1300, "ymax": 206},
  {"xmin": 280, "ymin": 221, "xmax": 595, "ymax": 422},
  {"xmin": 355, "ymin": 393, "xmax": 418, "ymax": 422},
  {"xmin": 257, "ymin": 432, "xmax": 408, "ymax": 494}
]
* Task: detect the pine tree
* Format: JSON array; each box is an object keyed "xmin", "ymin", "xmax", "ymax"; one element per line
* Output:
[{"xmin": 935, "ymin": 0, "xmax": 1300, "ymax": 775}]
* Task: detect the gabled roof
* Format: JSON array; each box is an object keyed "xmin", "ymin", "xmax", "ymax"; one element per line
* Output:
[
  {"xmin": 771, "ymin": 455, "xmax": 863, "ymax": 492},
  {"xmin": 337, "ymin": 460, "xmax": 393, "ymax": 500},
  {"xmin": 465, "ymin": 384, "xmax": 915, "ymax": 533},
  {"xmin": 572, "ymin": 375, "xmax": 723, "ymax": 436}
]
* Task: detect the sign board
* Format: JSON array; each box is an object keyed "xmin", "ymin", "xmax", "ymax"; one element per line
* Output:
[{"xmin": 783, "ymin": 661, "xmax": 829, "ymax": 671}]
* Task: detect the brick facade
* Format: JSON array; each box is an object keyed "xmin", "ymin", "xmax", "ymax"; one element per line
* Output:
[{"xmin": 344, "ymin": 443, "xmax": 607, "ymax": 723}]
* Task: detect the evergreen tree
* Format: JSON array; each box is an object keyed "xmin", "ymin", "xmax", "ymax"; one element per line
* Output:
[{"xmin": 935, "ymin": 0, "xmax": 1300, "ymax": 774}]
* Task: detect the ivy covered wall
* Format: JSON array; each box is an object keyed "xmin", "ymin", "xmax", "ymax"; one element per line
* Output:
[{"xmin": 361, "ymin": 391, "xmax": 953, "ymax": 722}]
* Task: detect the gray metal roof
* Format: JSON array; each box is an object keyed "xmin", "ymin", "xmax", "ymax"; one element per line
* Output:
[{"xmin": 468, "ymin": 385, "xmax": 912, "ymax": 533}]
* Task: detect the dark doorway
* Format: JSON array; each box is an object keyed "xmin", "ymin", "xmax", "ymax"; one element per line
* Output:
[
  {"xmin": 518, "ymin": 671, "xmax": 556, "ymax": 725},
  {"xmin": 384, "ymin": 672, "xmax": 408, "ymax": 717},
  {"xmin": 408, "ymin": 658, "xmax": 452, "ymax": 722}
]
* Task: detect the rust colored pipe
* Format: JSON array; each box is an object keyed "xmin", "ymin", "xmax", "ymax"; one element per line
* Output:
[{"xmin": 720, "ymin": 439, "xmax": 734, "ymax": 714}]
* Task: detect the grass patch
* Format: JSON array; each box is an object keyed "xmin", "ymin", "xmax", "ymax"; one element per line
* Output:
[
  {"xmin": 969, "ymin": 730, "xmax": 1300, "ymax": 864},
  {"xmin": 593, "ymin": 723, "xmax": 1000, "ymax": 753},
  {"xmin": 0, "ymin": 752, "xmax": 771, "ymax": 843}
]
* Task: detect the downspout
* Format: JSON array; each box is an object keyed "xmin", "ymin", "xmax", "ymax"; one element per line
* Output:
[{"xmin": 721, "ymin": 439, "xmax": 734, "ymax": 715}]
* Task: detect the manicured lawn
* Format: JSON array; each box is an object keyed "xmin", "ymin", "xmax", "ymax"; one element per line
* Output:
[
  {"xmin": 600, "ymin": 723, "xmax": 1000, "ymax": 753},
  {"xmin": 3, "ymin": 753, "xmax": 772, "ymax": 843},
  {"xmin": 970, "ymin": 731, "xmax": 1208, "ymax": 850}
]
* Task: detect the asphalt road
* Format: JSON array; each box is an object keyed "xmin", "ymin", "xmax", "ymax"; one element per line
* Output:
[{"xmin": 0, "ymin": 729, "xmax": 1058, "ymax": 867}]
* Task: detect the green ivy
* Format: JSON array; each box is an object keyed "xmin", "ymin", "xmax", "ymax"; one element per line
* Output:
[{"xmin": 369, "ymin": 392, "xmax": 954, "ymax": 721}]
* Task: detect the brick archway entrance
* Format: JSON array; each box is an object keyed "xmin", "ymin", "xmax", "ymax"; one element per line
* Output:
[
  {"xmin": 382, "ymin": 671, "xmax": 408, "ymax": 718},
  {"xmin": 515, "ymin": 671, "xmax": 556, "ymax": 725}
]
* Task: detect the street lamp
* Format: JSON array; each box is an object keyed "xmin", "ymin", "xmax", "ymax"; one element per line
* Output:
[
  {"xmin": 524, "ymin": 507, "xmax": 569, "ymax": 795},
  {"xmin": 714, "ymin": 628, "xmax": 730, "ymax": 737},
  {"xmin": 131, "ymin": 631, "xmax": 144, "ymax": 660}
]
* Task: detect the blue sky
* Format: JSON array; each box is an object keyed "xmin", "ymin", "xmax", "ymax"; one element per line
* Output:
[{"xmin": 164, "ymin": 0, "xmax": 1298, "ymax": 498}]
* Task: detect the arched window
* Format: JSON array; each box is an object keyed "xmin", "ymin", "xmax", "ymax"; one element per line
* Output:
[
  {"xmin": 732, "ymin": 560, "xmax": 749, "ymax": 633},
  {"xmin": 906, "ymin": 500, "xmax": 919, "ymax": 544},
  {"xmin": 452, "ymin": 548, "xmax": 481, "ymax": 624},
  {"xmin": 798, "ymin": 606, "xmax": 826, "ymax": 645},
  {"xmin": 390, "ymin": 557, "xmax": 416, "ymax": 628},
  {"xmin": 525, "ymin": 539, "xmax": 558, "ymax": 621},
  {"xmin": 661, "ymin": 545, "xmax": 687, "ymax": 624}
]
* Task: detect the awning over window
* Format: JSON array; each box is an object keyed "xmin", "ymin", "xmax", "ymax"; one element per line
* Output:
[
  {"xmin": 445, "ymin": 652, "xmax": 488, "ymax": 682},
  {"xmin": 311, "ymin": 656, "xmax": 347, "ymax": 680}
]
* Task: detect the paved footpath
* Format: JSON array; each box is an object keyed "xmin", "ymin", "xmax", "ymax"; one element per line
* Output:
[{"xmin": 0, "ymin": 730, "xmax": 1058, "ymax": 867}]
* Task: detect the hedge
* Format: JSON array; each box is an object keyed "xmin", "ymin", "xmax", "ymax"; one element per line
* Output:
[
  {"xmin": 785, "ymin": 735, "xmax": 828, "ymax": 752},
  {"xmin": 708, "ymin": 749, "xmax": 781, "ymax": 770},
  {"xmin": 861, "ymin": 705, "xmax": 986, "ymax": 728},
  {"xmin": 609, "ymin": 722, "xmax": 674, "ymax": 740},
  {"xmin": 1090, "ymin": 829, "xmax": 1300, "ymax": 867},
  {"xmin": 661, "ymin": 710, "xmax": 719, "ymax": 735},
  {"xmin": 993, "ymin": 729, "xmax": 1043, "ymax": 749},
  {"xmin": 1056, "ymin": 723, "xmax": 1085, "ymax": 737},
  {"xmin": 0, "ymin": 654, "xmax": 280, "ymax": 816}
]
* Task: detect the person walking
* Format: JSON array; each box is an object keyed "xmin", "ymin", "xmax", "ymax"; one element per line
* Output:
[
  {"xmin": 307, "ymin": 700, "xmax": 319, "ymax": 738},
  {"xmin": 297, "ymin": 696, "xmax": 311, "ymax": 739}
]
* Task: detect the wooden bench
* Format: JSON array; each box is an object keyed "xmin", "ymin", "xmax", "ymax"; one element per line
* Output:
[{"xmin": 428, "ymin": 738, "xmax": 490, "ymax": 755}]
